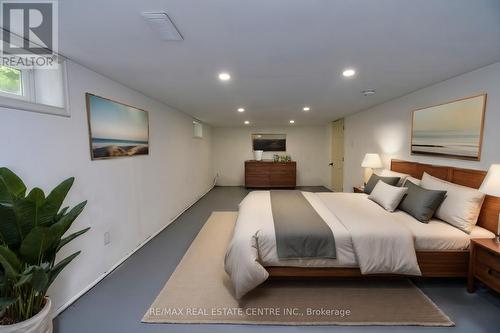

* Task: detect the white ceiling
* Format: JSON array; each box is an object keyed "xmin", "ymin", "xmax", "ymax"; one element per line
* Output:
[{"xmin": 59, "ymin": 0, "xmax": 500, "ymax": 126}]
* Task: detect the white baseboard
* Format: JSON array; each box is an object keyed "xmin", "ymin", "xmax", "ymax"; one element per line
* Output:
[{"xmin": 52, "ymin": 184, "xmax": 214, "ymax": 318}]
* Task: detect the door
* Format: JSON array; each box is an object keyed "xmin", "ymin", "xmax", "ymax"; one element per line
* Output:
[{"xmin": 330, "ymin": 118, "xmax": 344, "ymax": 192}]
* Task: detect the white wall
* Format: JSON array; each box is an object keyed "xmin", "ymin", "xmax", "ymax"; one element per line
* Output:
[
  {"xmin": 344, "ymin": 62, "xmax": 500, "ymax": 191},
  {"xmin": 0, "ymin": 61, "xmax": 214, "ymax": 314},
  {"xmin": 212, "ymin": 125, "xmax": 330, "ymax": 187}
]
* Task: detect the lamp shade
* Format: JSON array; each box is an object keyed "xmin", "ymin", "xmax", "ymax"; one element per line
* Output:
[
  {"xmin": 361, "ymin": 153, "xmax": 383, "ymax": 169},
  {"xmin": 479, "ymin": 164, "xmax": 500, "ymax": 197}
]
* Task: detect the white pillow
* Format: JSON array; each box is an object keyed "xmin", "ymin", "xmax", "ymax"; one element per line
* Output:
[
  {"xmin": 377, "ymin": 169, "xmax": 410, "ymax": 186},
  {"xmin": 368, "ymin": 180, "xmax": 408, "ymax": 212},
  {"xmin": 404, "ymin": 176, "xmax": 421, "ymax": 186},
  {"xmin": 420, "ymin": 172, "xmax": 485, "ymax": 233}
]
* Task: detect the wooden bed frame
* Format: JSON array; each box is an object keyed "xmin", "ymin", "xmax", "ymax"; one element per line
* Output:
[{"xmin": 267, "ymin": 159, "xmax": 500, "ymax": 279}]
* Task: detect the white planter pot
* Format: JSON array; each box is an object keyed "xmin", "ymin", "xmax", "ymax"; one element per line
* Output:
[
  {"xmin": 253, "ymin": 150, "xmax": 263, "ymax": 161},
  {"xmin": 1, "ymin": 298, "xmax": 52, "ymax": 333}
]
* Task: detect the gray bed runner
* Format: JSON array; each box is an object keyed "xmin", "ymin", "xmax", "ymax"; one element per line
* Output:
[{"xmin": 270, "ymin": 190, "xmax": 336, "ymax": 259}]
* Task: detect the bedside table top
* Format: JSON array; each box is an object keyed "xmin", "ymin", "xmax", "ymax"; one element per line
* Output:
[
  {"xmin": 472, "ymin": 238, "xmax": 500, "ymax": 254},
  {"xmin": 353, "ymin": 186, "xmax": 364, "ymax": 193}
]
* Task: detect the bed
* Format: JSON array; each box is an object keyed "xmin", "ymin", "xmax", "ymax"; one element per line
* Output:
[{"xmin": 224, "ymin": 160, "xmax": 500, "ymax": 298}]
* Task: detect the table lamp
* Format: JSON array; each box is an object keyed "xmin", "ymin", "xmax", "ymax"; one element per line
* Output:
[
  {"xmin": 361, "ymin": 153, "xmax": 383, "ymax": 185},
  {"xmin": 479, "ymin": 164, "xmax": 500, "ymax": 243}
]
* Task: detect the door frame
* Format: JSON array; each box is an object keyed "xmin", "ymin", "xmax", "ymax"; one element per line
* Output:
[{"xmin": 330, "ymin": 118, "xmax": 344, "ymax": 191}]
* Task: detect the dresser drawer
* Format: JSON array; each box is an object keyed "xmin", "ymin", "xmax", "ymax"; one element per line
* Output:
[
  {"xmin": 475, "ymin": 261, "xmax": 500, "ymax": 292},
  {"xmin": 245, "ymin": 163, "xmax": 269, "ymax": 173},
  {"xmin": 476, "ymin": 246, "xmax": 500, "ymax": 273},
  {"xmin": 245, "ymin": 174, "xmax": 270, "ymax": 187},
  {"xmin": 270, "ymin": 178, "xmax": 295, "ymax": 187}
]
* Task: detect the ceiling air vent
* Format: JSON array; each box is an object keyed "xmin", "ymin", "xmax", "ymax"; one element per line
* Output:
[
  {"xmin": 141, "ymin": 11, "xmax": 183, "ymax": 41},
  {"xmin": 362, "ymin": 89, "xmax": 376, "ymax": 97}
]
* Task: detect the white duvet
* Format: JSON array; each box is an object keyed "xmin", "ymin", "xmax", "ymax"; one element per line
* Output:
[{"xmin": 224, "ymin": 191, "xmax": 422, "ymax": 298}]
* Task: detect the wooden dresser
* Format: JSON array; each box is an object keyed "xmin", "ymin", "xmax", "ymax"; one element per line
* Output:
[{"xmin": 245, "ymin": 160, "xmax": 296, "ymax": 188}]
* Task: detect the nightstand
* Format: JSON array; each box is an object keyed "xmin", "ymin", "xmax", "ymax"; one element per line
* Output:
[
  {"xmin": 468, "ymin": 238, "xmax": 500, "ymax": 293},
  {"xmin": 353, "ymin": 186, "xmax": 364, "ymax": 193}
]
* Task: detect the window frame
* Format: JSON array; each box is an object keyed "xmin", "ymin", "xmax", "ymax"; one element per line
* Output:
[{"xmin": 0, "ymin": 60, "xmax": 70, "ymax": 117}]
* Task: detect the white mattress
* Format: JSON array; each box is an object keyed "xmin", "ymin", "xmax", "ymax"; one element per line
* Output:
[
  {"xmin": 264, "ymin": 192, "xmax": 494, "ymax": 268},
  {"xmin": 345, "ymin": 193, "xmax": 495, "ymax": 251},
  {"xmin": 391, "ymin": 210, "xmax": 494, "ymax": 251}
]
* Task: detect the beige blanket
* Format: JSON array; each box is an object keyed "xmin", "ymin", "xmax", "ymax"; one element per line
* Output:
[
  {"xmin": 317, "ymin": 193, "xmax": 421, "ymax": 275},
  {"xmin": 224, "ymin": 192, "xmax": 421, "ymax": 298}
]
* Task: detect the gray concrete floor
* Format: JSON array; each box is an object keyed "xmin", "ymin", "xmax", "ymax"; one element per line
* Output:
[{"xmin": 54, "ymin": 186, "xmax": 500, "ymax": 333}]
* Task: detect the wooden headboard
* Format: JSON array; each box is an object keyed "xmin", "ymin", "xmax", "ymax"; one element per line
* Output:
[{"xmin": 391, "ymin": 159, "xmax": 500, "ymax": 234}]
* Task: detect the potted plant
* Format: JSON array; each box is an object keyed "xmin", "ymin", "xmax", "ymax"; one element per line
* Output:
[{"xmin": 0, "ymin": 168, "xmax": 89, "ymax": 332}]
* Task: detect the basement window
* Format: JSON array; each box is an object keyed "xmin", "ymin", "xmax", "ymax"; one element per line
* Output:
[
  {"xmin": 0, "ymin": 66, "xmax": 23, "ymax": 97},
  {"xmin": 193, "ymin": 120, "xmax": 203, "ymax": 138},
  {"xmin": 0, "ymin": 61, "xmax": 68, "ymax": 116}
]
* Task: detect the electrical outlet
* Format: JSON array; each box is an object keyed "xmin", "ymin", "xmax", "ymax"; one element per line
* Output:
[{"xmin": 104, "ymin": 231, "xmax": 111, "ymax": 245}]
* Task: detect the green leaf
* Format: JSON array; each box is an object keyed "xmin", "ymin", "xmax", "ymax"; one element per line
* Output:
[
  {"xmin": 0, "ymin": 245, "xmax": 21, "ymax": 278},
  {"xmin": 46, "ymin": 251, "xmax": 80, "ymax": 290},
  {"xmin": 31, "ymin": 267, "xmax": 49, "ymax": 292},
  {"xmin": 19, "ymin": 201, "xmax": 86, "ymax": 265},
  {"xmin": 19, "ymin": 227, "xmax": 59, "ymax": 264},
  {"xmin": 14, "ymin": 271, "xmax": 32, "ymax": 288},
  {"xmin": 0, "ymin": 192, "xmax": 47, "ymax": 249},
  {"xmin": 38, "ymin": 178, "xmax": 74, "ymax": 226},
  {"xmin": 50, "ymin": 201, "xmax": 87, "ymax": 239},
  {"xmin": 26, "ymin": 188, "xmax": 45, "ymax": 207},
  {"xmin": 0, "ymin": 203, "xmax": 20, "ymax": 248},
  {"xmin": 0, "ymin": 169, "xmax": 29, "ymax": 248},
  {"xmin": 55, "ymin": 206, "xmax": 69, "ymax": 222},
  {"xmin": 56, "ymin": 227, "xmax": 90, "ymax": 252},
  {"xmin": 0, "ymin": 266, "xmax": 6, "ymax": 289},
  {"xmin": 12, "ymin": 196, "xmax": 38, "ymax": 240},
  {"xmin": 0, "ymin": 168, "xmax": 26, "ymax": 204},
  {"xmin": 0, "ymin": 297, "xmax": 17, "ymax": 312},
  {"xmin": 13, "ymin": 188, "xmax": 47, "ymax": 239},
  {"xmin": 14, "ymin": 266, "xmax": 49, "ymax": 292}
]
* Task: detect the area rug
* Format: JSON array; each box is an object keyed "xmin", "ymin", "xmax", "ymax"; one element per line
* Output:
[{"xmin": 143, "ymin": 211, "xmax": 453, "ymax": 326}]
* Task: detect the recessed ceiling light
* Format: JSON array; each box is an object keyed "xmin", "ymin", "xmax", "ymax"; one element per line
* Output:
[
  {"xmin": 237, "ymin": 107, "xmax": 245, "ymax": 112},
  {"xmin": 289, "ymin": 120, "xmax": 295, "ymax": 124},
  {"xmin": 244, "ymin": 120, "xmax": 250, "ymax": 125},
  {"xmin": 342, "ymin": 68, "xmax": 356, "ymax": 77},
  {"xmin": 303, "ymin": 106, "xmax": 310, "ymax": 111},
  {"xmin": 218, "ymin": 72, "xmax": 231, "ymax": 81}
]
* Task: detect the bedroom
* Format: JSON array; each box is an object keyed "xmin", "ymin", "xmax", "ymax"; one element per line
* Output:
[{"xmin": 0, "ymin": 0, "xmax": 499, "ymax": 332}]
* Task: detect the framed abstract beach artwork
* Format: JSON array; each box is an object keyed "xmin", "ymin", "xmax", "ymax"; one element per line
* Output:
[
  {"xmin": 86, "ymin": 93, "xmax": 149, "ymax": 160},
  {"xmin": 411, "ymin": 94, "xmax": 486, "ymax": 160},
  {"xmin": 252, "ymin": 134, "xmax": 286, "ymax": 152}
]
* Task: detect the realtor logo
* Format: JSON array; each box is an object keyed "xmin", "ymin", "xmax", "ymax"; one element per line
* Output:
[{"xmin": 1, "ymin": 0, "xmax": 58, "ymax": 68}]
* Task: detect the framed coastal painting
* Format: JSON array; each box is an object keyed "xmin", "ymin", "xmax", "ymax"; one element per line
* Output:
[
  {"xmin": 252, "ymin": 134, "xmax": 286, "ymax": 151},
  {"xmin": 411, "ymin": 94, "xmax": 486, "ymax": 160},
  {"xmin": 86, "ymin": 93, "xmax": 149, "ymax": 160}
]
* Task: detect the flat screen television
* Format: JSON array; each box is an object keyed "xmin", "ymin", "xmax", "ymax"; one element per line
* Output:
[{"xmin": 251, "ymin": 134, "xmax": 286, "ymax": 152}]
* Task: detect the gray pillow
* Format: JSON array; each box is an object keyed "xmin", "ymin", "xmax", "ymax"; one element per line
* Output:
[
  {"xmin": 364, "ymin": 174, "xmax": 400, "ymax": 194},
  {"xmin": 398, "ymin": 181, "xmax": 447, "ymax": 223}
]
